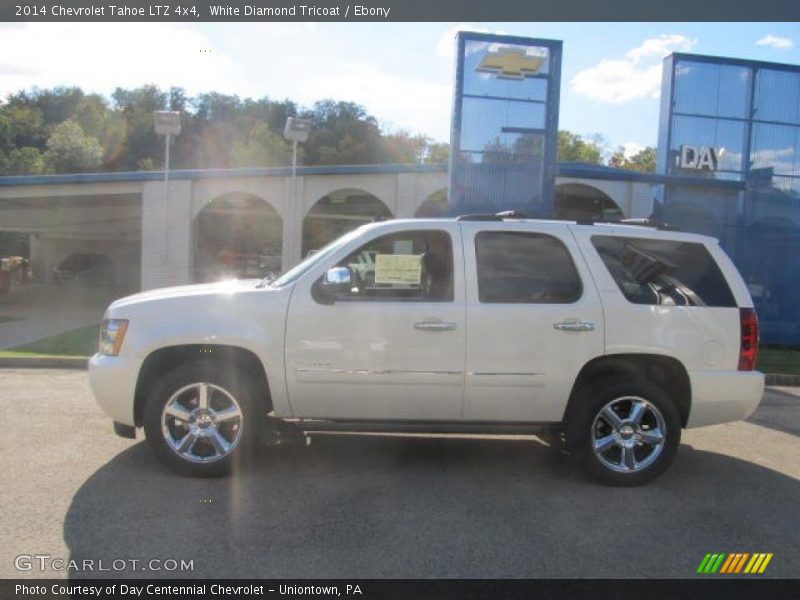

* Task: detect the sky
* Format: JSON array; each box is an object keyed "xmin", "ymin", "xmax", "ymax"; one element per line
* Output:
[{"xmin": 0, "ymin": 21, "xmax": 798, "ymax": 157}]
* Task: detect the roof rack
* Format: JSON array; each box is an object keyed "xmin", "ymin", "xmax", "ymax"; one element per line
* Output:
[
  {"xmin": 456, "ymin": 210, "xmax": 530, "ymax": 222},
  {"xmin": 455, "ymin": 212, "xmax": 681, "ymax": 231}
]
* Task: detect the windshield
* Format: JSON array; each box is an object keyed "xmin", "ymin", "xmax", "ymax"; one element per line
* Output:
[{"xmin": 269, "ymin": 226, "xmax": 368, "ymax": 288}]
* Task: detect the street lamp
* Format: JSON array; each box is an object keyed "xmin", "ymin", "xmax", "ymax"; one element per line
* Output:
[
  {"xmin": 154, "ymin": 110, "xmax": 181, "ymax": 262},
  {"xmin": 283, "ymin": 116, "xmax": 311, "ymax": 186},
  {"xmin": 283, "ymin": 117, "xmax": 312, "ymax": 265}
]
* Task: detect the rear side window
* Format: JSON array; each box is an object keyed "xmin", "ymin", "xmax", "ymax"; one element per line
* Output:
[
  {"xmin": 591, "ymin": 235, "xmax": 736, "ymax": 307},
  {"xmin": 475, "ymin": 231, "xmax": 582, "ymax": 303}
]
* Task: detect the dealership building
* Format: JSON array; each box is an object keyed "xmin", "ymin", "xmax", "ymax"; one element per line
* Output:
[{"xmin": 0, "ymin": 37, "xmax": 798, "ymax": 344}]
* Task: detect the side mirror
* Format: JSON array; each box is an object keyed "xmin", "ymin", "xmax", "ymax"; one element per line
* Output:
[{"xmin": 313, "ymin": 267, "xmax": 354, "ymax": 304}]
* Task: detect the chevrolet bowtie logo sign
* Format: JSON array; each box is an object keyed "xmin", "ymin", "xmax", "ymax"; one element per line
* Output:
[{"xmin": 476, "ymin": 47, "xmax": 544, "ymax": 79}]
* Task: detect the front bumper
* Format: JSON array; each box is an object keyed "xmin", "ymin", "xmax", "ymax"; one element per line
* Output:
[
  {"xmin": 686, "ymin": 370, "xmax": 765, "ymax": 428},
  {"xmin": 88, "ymin": 353, "xmax": 140, "ymax": 427}
]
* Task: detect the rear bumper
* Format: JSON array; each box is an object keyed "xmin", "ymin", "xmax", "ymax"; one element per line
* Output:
[{"xmin": 686, "ymin": 370, "xmax": 765, "ymax": 428}]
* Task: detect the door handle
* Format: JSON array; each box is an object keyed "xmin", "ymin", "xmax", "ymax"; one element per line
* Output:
[
  {"xmin": 414, "ymin": 320, "xmax": 458, "ymax": 331},
  {"xmin": 553, "ymin": 321, "xmax": 596, "ymax": 332}
]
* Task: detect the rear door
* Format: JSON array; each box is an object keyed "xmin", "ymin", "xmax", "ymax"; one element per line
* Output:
[{"xmin": 462, "ymin": 222, "xmax": 604, "ymax": 422}]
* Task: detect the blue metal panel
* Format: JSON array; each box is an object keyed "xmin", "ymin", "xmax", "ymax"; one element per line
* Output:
[
  {"xmin": 755, "ymin": 68, "xmax": 800, "ymax": 125},
  {"xmin": 449, "ymin": 31, "xmax": 561, "ymax": 216},
  {"xmin": 657, "ymin": 52, "xmax": 800, "ymax": 345}
]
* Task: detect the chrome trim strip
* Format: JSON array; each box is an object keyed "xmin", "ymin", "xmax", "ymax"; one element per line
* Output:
[
  {"xmin": 295, "ymin": 368, "xmax": 463, "ymax": 376},
  {"xmin": 468, "ymin": 372, "xmax": 543, "ymax": 377}
]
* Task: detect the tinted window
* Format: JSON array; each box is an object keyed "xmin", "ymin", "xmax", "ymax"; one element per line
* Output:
[
  {"xmin": 475, "ymin": 232, "xmax": 582, "ymax": 303},
  {"xmin": 591, "ymin": 235, "xmax": 736, "ymax": 307},
  {"xmin": 331, "ymin": 230, "xmax": 453, "ymax": 302}
]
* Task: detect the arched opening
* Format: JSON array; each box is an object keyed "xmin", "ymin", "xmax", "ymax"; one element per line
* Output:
[
  {"xmin": 555, "ymin": 183, "xmax": 624, "ymax": 222},
  {"xmin": 194, "ymin": 192, "xmax": 283, "ymax": 282},
  {"xmin": 54, "ymin": 252, "xmax": 116, "ymax": 287},
  {"xmin": 302, "ymin": 188, "xmax": 392, "ymax": 257},
  {"xmin": 415, "ymin": 189, "xmax": 449, "ymax": 218}
]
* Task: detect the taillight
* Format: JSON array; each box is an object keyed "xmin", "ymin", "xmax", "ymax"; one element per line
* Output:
[{"xmin": 738, "ymin": 307, "xmax": 759, "ymax": 371}]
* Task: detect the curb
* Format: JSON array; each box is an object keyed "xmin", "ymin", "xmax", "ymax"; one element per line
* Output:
[
  {"xmin": 765, "ymin": 373, "xmax": 800, "ymax": 387},
  {"xmin": 0, "ymin": 357, "xmax": 798, "ymax": 386},
  {"xmin": 0, "ymin": 356, "xmax": 88, "ymax": 369}
]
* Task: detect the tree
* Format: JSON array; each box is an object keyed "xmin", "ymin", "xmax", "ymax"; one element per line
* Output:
[
  {"xmin": 382, "ymin": 131, "xmax": 429, "ymax": 164},
  {"xmin": 557, "ymin": 130, "xmax": 604, "ymax": 164},
  {"xmin": 300, "ymin": 100, "xmax": 387, "ymax": 165},
  {"xmin": 44, "ymin": 120, "xmax": 103, "ymax": 173},
  {"xmin": 110, "ymin": 85, "xmax": 168, "ymax": 170},
  {"xmin": 0, "ymin": 85, "xmax": 452, "ymax": 174},
  {"xmin": 230, "ymin": 121, "xmax": 293, "ymax": 167},
  {"xmin": 0, "ymin": 104, "xmax": 46, "ymax": 152},
  {"xmin": 609, "ymin": 146, "xmax": 656, "ymax": 172},
  {"xmin": 426, "ymin": 142, "xmax": 449, "ymax": 164},
  {"xmin": 0, "ymin": 147, "xmax": 46, "ymax": 175}
]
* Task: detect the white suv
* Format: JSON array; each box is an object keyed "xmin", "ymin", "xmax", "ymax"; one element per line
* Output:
[{"xmin": 89, "ymin": 215, "xmax": 764, "ymax": 485}]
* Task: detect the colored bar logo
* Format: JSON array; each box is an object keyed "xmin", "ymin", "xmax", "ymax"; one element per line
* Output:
[{"xmin": 696, "ymin": 553, "xmax": 773, "ymax": 574}]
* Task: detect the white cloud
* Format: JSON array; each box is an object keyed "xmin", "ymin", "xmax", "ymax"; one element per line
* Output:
[
  {"xmin": 756, "ymin": 34, "xmax": 794, "ymax": 50},
  {"xmin": 0, "ymin": 23, "xmax": 244, "ymax": 101},
  {"xmin": 304, "ymin": 62, "xmax": 452, "ymax": 141},
  {"xmin": 622, "ymin": 142, "xmax": 646, "ymax": 158},
  {"xmin": 570, "ymin": 34, "xmax": 697, "ymax": 104}
]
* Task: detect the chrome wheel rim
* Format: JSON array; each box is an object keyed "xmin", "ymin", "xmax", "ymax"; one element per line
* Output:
[
  {"xmin": 161, "ymin": 382, "xmax": 243, "ymax": 464},
  {"xmin": 591, "ymin": 396, "xmax": 666, "ymax": 474}
]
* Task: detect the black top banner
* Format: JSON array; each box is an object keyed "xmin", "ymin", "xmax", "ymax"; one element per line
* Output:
[{"xmin": 1, "ymin": 0, "xmax": 799, "ymax": 22}]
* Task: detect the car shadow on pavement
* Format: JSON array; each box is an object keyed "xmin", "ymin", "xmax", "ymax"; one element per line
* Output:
[{"xmin": 63, "ymin": 435, "xmax": 800, "ymax": 579}]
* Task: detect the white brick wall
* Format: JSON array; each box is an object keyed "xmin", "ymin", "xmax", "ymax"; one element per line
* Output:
[{"xmin": 141, "ymin": 180, "xmax": 193, "ymax": 290}]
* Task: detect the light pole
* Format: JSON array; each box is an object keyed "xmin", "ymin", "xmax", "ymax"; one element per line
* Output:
[
  {"xmin": 283, "ymin": 117, "xmax": 312, "ymax": 266},
  {"xmin": 154, "ymin": 110, "xmax": 182, "ymax": 263}
]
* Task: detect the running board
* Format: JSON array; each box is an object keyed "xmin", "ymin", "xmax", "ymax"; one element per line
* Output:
[{"xmin": 283, "ymin": 418, "xmax": 561, "ymax": 436}]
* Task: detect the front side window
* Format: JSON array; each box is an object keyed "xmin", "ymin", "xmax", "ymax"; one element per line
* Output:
[
  {"xmin": 591, "ymin": 235, "xmax": 736, "ymax": 307},
  {"xmin": 475, "ymin": 231, "xmax": 582, "ymax": 304},
  {"xmin": 329, "ymin": 230, "xmax": 454, "ymax": 302}
]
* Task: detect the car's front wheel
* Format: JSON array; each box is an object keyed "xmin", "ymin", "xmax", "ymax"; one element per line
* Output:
[
  {"xmin": 567, "ymin": 379, "xmax": 681, "ymax": 486},
  {"xmin": 143, "ymin": 361, "xmax": 261, "ymax": 476}
]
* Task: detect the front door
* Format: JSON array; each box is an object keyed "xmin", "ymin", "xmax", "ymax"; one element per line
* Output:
[{"xmin": 284, "ymin": 224, "xmax": 466, "ymax": 421}]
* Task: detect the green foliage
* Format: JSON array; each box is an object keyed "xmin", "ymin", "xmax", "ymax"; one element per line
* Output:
[
  {"xmin": 0, "ymin": 146, "xmax": 46, "ymax": 175},
  {"xmin": 0, "ymin": 104, "xmax": 46, "ymax": 150},
  {"xmin": 557, "ymin": 130, "xmax": 604, "ymax": 164},
  {"xmin": 43, "ymin": 120, "xmax": 103, "ymax": 173},
  {"xmin": 426, "ymin": 142, "xmax": 450, "ymax": 164},
  {"xmin": 230, "ymin": 121, "xmax": 293, "ymax": 167},
  {"xmin": 0, "ymin": 84, "xmax": 578, "ymax": 175},
  {"xmin": 757, "ymin": 347, "xmax": 800, "ymax": 375},
  {"xmin": 609, "ymin": 145, "xmax": 657, "ymax": 172}
]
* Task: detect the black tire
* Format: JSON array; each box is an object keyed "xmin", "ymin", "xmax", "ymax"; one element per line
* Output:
[
  {"xmin": 143, "ymin": 360, "xmax": 263, "ymax": 477},
  {"xmin": 565, "ymin": 377, "xmax": 681, "ymax": 486}
]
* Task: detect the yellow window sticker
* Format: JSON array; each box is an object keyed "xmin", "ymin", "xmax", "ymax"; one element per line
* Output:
[{"xmin": 374, "ymin": 254, "xmax": 422, "ymax": 285}]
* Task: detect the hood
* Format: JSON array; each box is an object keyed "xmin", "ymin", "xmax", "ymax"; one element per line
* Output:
[{"xmin": 108, "ymin": 279, "xmax": 267, "ymax": 311}]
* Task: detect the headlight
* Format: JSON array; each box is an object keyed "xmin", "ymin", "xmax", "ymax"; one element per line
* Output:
[{"xmin": 99, "ymin": 319, "xmax": 129, "ymax": 356}]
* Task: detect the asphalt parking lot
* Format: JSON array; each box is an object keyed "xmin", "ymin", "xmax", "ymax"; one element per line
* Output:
[{"xmin": 1, "ymin": 369, "xmax": 798, "ymax": 579}]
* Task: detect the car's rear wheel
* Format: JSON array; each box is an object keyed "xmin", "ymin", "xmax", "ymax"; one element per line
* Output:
[
  {"xmin": 567, "ymin": 378, "xmax": 681, "ymax": 486},
  {"xmin": 143, "ymin": 361, "xmax": 262, "ymax": 476}
]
